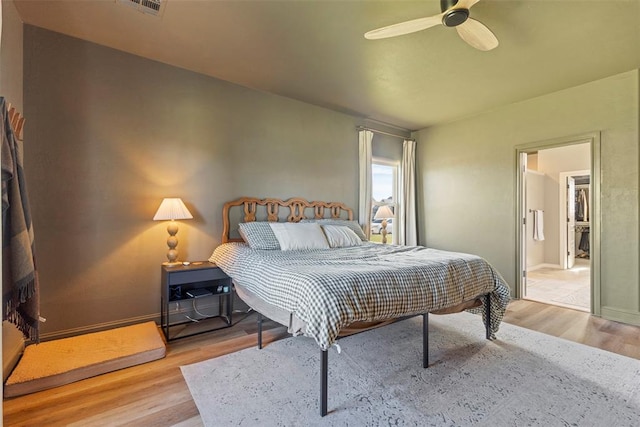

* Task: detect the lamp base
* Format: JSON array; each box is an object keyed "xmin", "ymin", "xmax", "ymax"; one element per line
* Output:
[{"xmin": 163, "ymin": 261, "xmax": 182, "ymax": 267}]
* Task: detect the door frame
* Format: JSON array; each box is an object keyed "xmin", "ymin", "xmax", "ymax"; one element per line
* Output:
[{"xmin": 515, "ymin": 132, "xmax": 601, "ymax": 315}]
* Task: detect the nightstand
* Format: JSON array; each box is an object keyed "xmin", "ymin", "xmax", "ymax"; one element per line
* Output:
[{"xmin": 160, "ymin": 262, "xmax": 233, "ymax": 341}]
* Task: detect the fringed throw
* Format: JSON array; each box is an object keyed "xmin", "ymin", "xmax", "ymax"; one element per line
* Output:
[{"xmin": 1, "ymin": 97, "xmax": 39, "ymax": 342}]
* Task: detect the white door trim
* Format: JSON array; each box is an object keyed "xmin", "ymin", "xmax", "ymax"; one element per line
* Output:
[{"xmin": 515, "ymin": 132, "xmax": 600, "ymax": 316}]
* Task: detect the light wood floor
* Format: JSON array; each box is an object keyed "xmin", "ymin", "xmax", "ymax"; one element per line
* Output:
[
  {"xmin": 4, "ymin": 300, "xmax": 640, "ymax": 426},
  {"xmin": 525, "ymin": 259, "xmax": 590, "ymax": 311}
]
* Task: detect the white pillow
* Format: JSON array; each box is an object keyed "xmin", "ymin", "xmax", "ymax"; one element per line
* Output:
[
  {"xmin": 321, "ymin": 225, "xmax": 363, "ymax": 248},
  {"xmin": 269, "ymin": 222, "xmax": 330, "ymax": 251}
]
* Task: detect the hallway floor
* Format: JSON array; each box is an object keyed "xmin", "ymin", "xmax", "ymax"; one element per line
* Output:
[{"xmin": 525, "ymin": 258, "xmax": 590, "ymax": 312}]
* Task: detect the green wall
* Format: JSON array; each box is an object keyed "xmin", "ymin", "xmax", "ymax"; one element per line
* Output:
[
  {"xmin": 23, "ymin": 25, "xmax": 370, "ymax": 337},
  {"xmin": 416, "ymin": 70, "xmax": 640, "ymax": 325}
]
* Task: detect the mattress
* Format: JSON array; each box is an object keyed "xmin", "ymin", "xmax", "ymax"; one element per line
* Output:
[{"xmin": 211, "ymin": 242, "xmax": 510, "ymax": 350}]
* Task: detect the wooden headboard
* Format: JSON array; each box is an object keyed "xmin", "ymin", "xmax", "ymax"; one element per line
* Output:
[{"xmin": 222, "ymin": 197, "xmax": 354, "ymax": 243}]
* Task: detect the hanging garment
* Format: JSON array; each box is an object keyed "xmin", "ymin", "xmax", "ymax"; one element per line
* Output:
[
  {"xmin": 579, "ymin": 231, "xmax": 590, "ymax": 253},
  {"xmin": 580, "ymin": 189, "xmax": 588, "ymax": 222},
  {"xmin": 576, "ymin": 192, "xmax": 584, "ymax": 221},
  {"xmin": 576, "ymin": 188, "xmax": 588, "ymax": 222},
  {"xmin": 1, "ymin": 97, "xmax": 40, "ymax": 342},
  {"xmin": 533, "ymin": 210, "xmax": 545, "ymax": 241}
]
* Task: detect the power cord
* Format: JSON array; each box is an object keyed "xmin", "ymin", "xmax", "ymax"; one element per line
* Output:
[
  {"xmin": 176, "ymin": 298, "xmax": 217, "ymax": 323},
  {"xmin": 192, "ymin": 297, "xmax": 217, "ymax": 319},
  {"xmin": 178, "ymin": 297, "xmax": 257, "ymax": 325}
]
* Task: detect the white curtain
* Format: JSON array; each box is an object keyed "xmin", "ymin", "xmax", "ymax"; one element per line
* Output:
[
  {"xmin": 358, "ymin": 130, "xmax": 373, "ymax": 238},
  {"xmin": 399, "ymin": 139, "xmax": 417, "ymax": 245}
]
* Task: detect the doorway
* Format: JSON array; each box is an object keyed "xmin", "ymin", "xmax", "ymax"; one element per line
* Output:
[{"xmin": 516, "ymin": 133, "xmax": 601, "ymax": 314}]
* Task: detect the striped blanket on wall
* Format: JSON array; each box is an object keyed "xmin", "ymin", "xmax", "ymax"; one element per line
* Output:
[{"xmin": 1, "ymin": 97, "xmax": 39, "ymax": 342}]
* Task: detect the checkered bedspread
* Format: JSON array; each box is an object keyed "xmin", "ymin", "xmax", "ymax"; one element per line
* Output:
[{"xmin": 211, "ymin": 243, "xmax": 511, "ymax": 350}]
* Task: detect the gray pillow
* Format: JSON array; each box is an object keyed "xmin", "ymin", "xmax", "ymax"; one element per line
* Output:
[
  {"xmin": 300, "ymin": 219, "xmax": 367, "ymax": 241},
  {"xmin": 238, "ymin": 222, "xmax": 281, "ymax": 250},
  {"xmin": 321, "ymin": 225, "xmax": 363, "ymax": 248}
]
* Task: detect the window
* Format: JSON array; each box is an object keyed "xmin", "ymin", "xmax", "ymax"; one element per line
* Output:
[
  {"xmin": 359, "ymin": 129, "xmax": 416, "ymax": 246},
  {"xmin": 370, "ymin": 160, "xmax": 398, "ymax": 244}
]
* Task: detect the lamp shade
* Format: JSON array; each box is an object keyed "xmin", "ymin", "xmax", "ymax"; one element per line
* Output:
[
  {"xmin": 153, "ymin": 198, "xmax": 193, "ymax": 221},
  {"xmin": 374, "ymin": 205, "xmax": 394, "ymax": 219}
]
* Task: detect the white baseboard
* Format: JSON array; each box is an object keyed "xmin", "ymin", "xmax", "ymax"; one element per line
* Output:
[
  {"xmin": 527, "ymin": 263, "xmax": 562, "ymax": 271},
  {"xmin": 38, "ymin": 293, "xmax": 248, "ymax": 342},
  {"xmin": 600, "ymin": 306, "xmax": 640, "ymax": 327},
  {"xmin": 38, "ymin": 313, "xmax": 159, "ymax": 342}
]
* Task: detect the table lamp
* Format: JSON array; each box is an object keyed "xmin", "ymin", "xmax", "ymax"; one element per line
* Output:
[
  {"xmin": 374, "ymin": 205, "xmax": 394, "ymax": 244},
  {"xmin": 153, "ymin": 198, "xmax": 193, "ymax": 265}
]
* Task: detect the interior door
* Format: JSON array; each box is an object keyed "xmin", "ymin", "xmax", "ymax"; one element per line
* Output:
[
  {"xmin": 520, "ymin": 153, "xmax": 528, "ymax": 295},
  {"xmin": 566, "ymin": 176, "xmax": 576, "ymax": 269}
]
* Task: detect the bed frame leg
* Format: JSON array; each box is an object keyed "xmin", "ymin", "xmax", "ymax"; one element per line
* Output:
[
  {"xmin": 423, "ymin": 313, "xmax": 429, "ymax": 368},
  {"xmin": 257, "ymin": 313, "xmax": 263, "ymax": 349},
  {"xmin": 484, "ymin": 293, "xmax": 491, "ymax": 340},
  {"xmin": 320, "ymin": 349, "xmax": 328, "ymax": 416}
]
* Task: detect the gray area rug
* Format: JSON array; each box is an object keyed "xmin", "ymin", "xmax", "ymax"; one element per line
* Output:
[{"xmin": 181, "ymin": 312, "xmax": 640, "ymax": 426}]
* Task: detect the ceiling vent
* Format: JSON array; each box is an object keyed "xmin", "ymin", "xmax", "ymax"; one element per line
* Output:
[{"xmin": 117, "ymin": 0, "xmax": 166, "ymax": 17}]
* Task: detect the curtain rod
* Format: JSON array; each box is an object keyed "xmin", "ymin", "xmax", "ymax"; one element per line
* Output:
[{"xmin": 357, "ymin": 126, "xmax": 414, "ymax": 141}]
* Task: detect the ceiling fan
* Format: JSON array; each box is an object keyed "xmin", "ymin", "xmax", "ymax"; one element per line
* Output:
[{"xmin": 364, "ymin": 0, "xmax": 499, "ymax": 51}]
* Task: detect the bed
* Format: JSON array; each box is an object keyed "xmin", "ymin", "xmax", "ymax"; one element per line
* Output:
[{"xmin": 209, "ymin": 197, "xmax": 511, "ymax": 416}]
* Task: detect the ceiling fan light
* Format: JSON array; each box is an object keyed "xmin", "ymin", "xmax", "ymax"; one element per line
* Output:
[{"xmin": 442, "ymin": 9, "xmax": 469, "ymax": 27}]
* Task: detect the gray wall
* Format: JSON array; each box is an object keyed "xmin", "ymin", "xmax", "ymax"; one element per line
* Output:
[
  {"xmin": 525, "ymin": 171, "xmax": 545, "ymax": 269},
  {"xmin": 416, "ymin": 69, "xmax": 640, "ymax": 326},
  {"xmin": 372, "ymin": 133, "xmax": 403, "ymax": 162},
  {"xmin": 1, "ymin": 0, "xmax": 23, "ymax": 110},
  {"xmin": 23, "ymin": 26, "xmax": 368, "ymax": 337}
]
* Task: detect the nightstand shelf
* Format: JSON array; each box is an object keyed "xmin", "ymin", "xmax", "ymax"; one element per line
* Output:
[{"xmin": 160, "ymin": 262, "xmax": 233, "ymax": 341}]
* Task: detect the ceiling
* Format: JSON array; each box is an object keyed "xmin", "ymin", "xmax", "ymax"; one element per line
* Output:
[{"xmin": 12, "ymin": 0, "xmax": 640, "ymax": 131}]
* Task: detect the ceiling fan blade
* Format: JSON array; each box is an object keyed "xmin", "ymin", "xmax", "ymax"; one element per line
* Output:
[
  {"xmin": 364, "ymin": 14, "xmax": 444, "ymax": 40},
  {"xmin": 456, "ymin": 18, "xmax": 499, "ymax": 51},
  {"xmin": 452, "ymin": 0, "xmax": 481, "ymax": 10}
]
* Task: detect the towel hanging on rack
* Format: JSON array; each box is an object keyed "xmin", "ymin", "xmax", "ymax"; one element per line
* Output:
[{"xmin": 533, "ymin": 209, "xmax": 545, "ymax": 241}]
